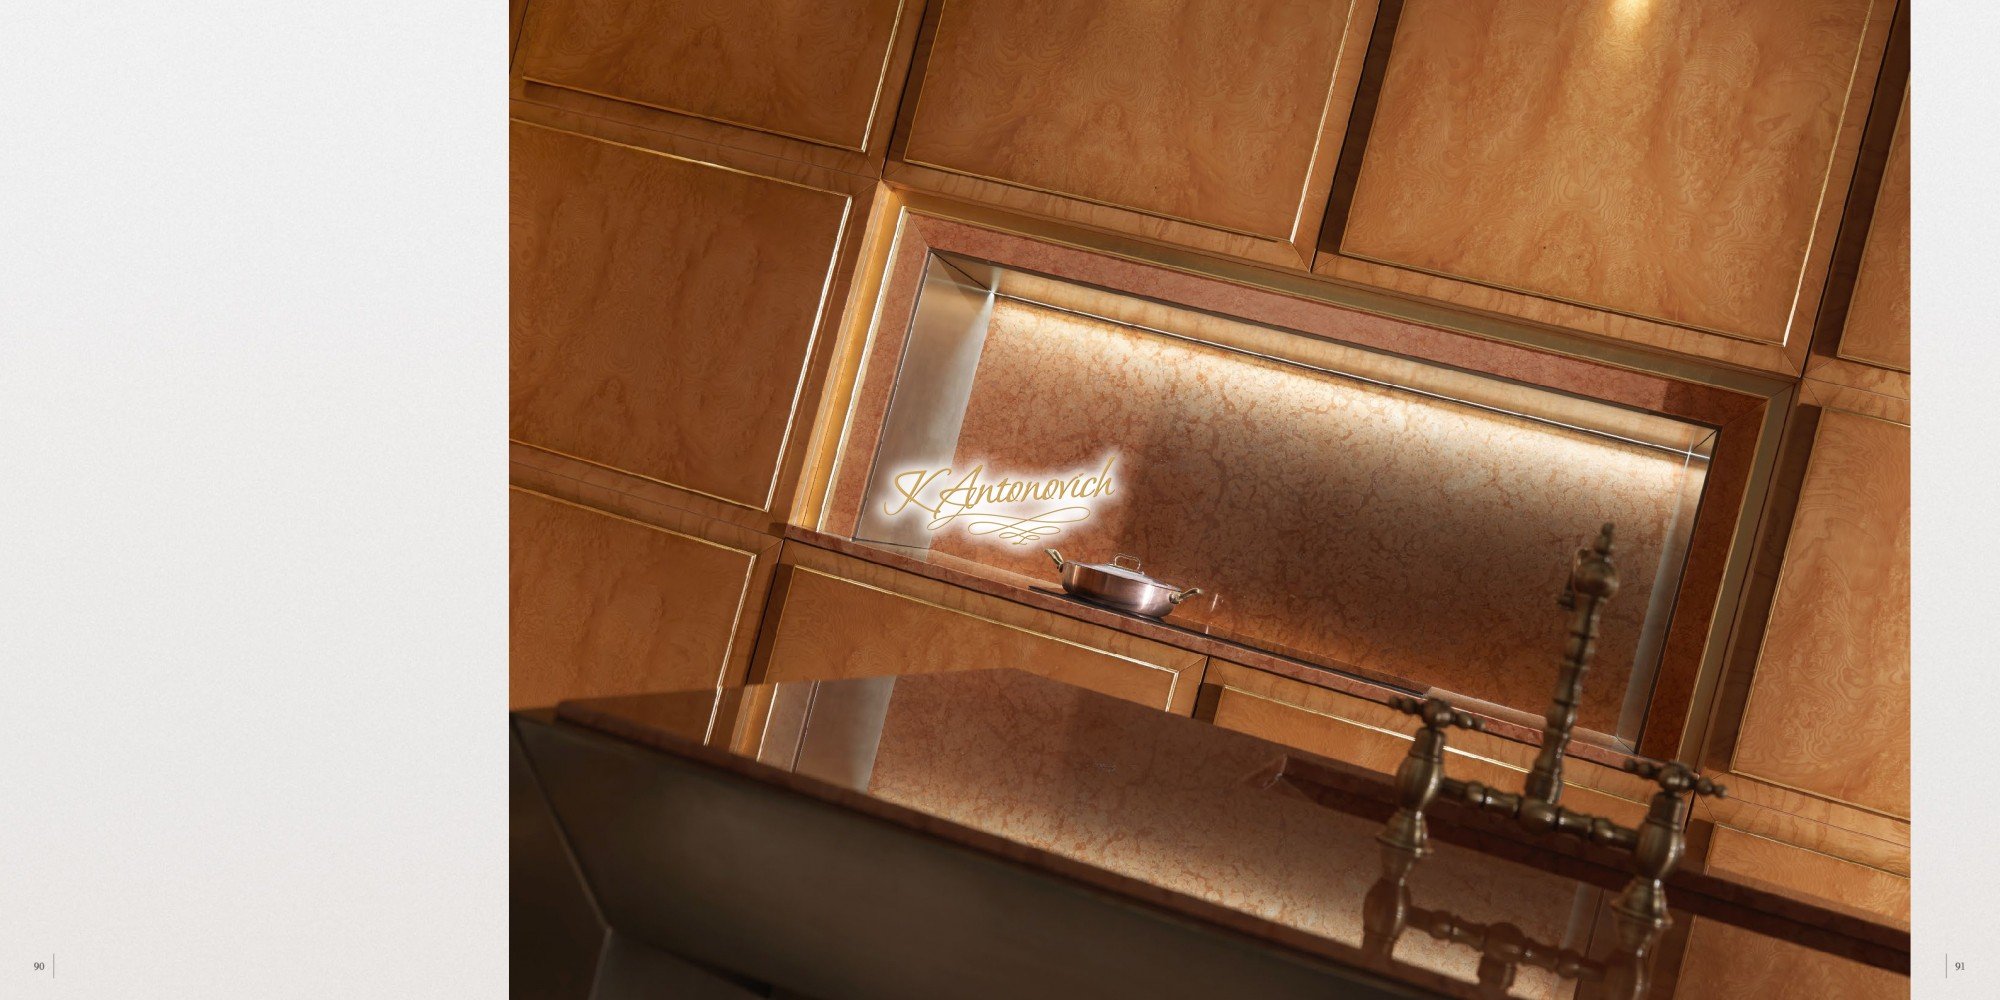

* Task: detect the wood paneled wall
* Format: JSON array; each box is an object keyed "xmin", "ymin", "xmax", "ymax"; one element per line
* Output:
[
  {"xmin": 888, "ymin": 0, "xmax": 1377, "ymax": 267},
  {"xmin": 507, "ymin": 0, "xmax": 892, "ymax": 704},
  {"xmin": 1839, "ymin": 85, "xmax": 1912, "ymax": 373},
  {"xmin": 1699, "ymin": 379, "xmax": 1910, "ymax": 879},
  {"xmin": 510, "ymin": 120, "xmax": 853, "ymax": 516},
  {"xmin": 1319, "ymin": 0, "xmax": 1894, "ymax": 374},
  {"xmin": 1666, "ymin": 825, "xmax": 1909, "ymax": 998},
  {"xmin": 1670, "ymin": 916, "xmax": 1907, "ymax": 999},
  {"xmin": 514, "ymin": 0, "xmax": 923, "ymax": 172},
  {"xmin": 510, "ymin": 488, "xmax": 770, "ymax": 709},
  {"xmin": 1704, "ymin": 826, "xmax": 1908, "ymax": 922},
  {"xmin": 1729, "ymin": 408, "xmax": 1910, "ymax": 818},
  {"xmin": 517, "ymin": 0, "xmax": 904, "ymax": 151},
  {"xmin": 755, "ymin": 545, "xmax": 1206, "ymax": 715},
  {"xmin": 1196, "ymin": 660, "xmax": 1657, "ymax": 827},
  {"xmin": 508, "ymin": 0, "xmax": 1913, "ymax": 899}
]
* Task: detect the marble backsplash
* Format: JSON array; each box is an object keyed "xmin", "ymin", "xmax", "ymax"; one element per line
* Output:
[{"xmin": 864, "ymin": 296, "xmax": 1706, "ymax": 737}]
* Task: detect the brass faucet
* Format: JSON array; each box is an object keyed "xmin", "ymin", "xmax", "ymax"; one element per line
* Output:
[{"xmin": 1375, "ymin": 523, "xmax": 1725, "ymax": 930}]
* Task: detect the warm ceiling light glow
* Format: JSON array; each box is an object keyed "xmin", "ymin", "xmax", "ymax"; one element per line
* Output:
[{"xmin": 1610, "ymin": 0, "xmax": 1654, "ymax": 34}]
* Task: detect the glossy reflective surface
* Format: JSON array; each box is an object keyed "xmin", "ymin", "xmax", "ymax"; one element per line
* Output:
[
  {"xmin": 836, "ymin": 251, "xmax": 1716, "ymax": 744},
  {"xmin": 554, "ymin": 669, "xmax": 1907, "ymax": 998}
]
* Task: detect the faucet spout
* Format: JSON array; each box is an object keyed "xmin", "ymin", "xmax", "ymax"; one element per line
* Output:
[{"xmin": 1525, "ymin": 523, "xmax": 1619, "ymax": 805}]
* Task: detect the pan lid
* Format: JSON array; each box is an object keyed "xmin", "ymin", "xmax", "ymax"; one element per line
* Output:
[{"xmin": 1071, "ymin": 553, "xmax": 1179, "ymax": 589}]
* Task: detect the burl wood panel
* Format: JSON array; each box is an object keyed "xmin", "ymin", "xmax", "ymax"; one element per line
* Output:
[
  {"xmin": 1694, "ymin": 793, "xmax": 1907, "ymax": 878},
  {"xmin": 924, "ymin": 299, "xmax": 1701, "ymax": 734},
  {"xmin": 1731, "ymin": 409, "xmax": 1909, "ymax": 817},
  {"xmin": 1341, "ymin": 0, "xmax": 1877, "ymax": 344},
  {"xmin": 758, "ymin": 556, "xmax": 1205, "ymax": 714},
  {"xmin": 511, "ymin": 121, "xmax": 849, "ymax": 510},
  {"xmin": 1200, "ymin": 661, "xmax": 1653, "ymax": 827},
  {"xmin": 1839, "ymin": 85, "xmax": 1910, "ymax": 371},
  {"xmin": 516, "ymin": 0, "xmax": 907, "ymax": 152},
  {"xmin": 1672, "ymin": 916, "xmax": 1906, "ymax": 999},
  {"xmin": 902, "ymin": 0, "xmax": 1353, "ymax": 241},
  {"xmin": 510, "ymin": 488, "xmax": 758, "ymax": 709},
  {"xmin": 1703, "ymin": 826, "xmax": 1908, "ymax": 923}
]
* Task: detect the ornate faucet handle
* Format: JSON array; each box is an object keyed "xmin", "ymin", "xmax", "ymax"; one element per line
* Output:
[
  {"xmin": 1621, "ymin": 759, "xmax": 1727, "ymax": 799},
  {"xmin": 1558, "ymin": 523, "xmax": 1621, "ymax": 609},
  {"xmin": 1388, "ymin": 694, "xmax": 1487, "ymax": 733}
]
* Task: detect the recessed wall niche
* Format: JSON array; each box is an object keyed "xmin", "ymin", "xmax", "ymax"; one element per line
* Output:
[{"xmin": 825, "ymin": 247, "xmax": 1730, "ymax": 749}]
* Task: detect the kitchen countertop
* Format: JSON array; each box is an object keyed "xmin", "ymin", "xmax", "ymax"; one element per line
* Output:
[
  {"xmin": 529, "ymin": 668, "xmax": 1908, "ymax": 997},
  {"xmin": 785, "ymin": 526, "xmax": 1642, "ymax": 769}
]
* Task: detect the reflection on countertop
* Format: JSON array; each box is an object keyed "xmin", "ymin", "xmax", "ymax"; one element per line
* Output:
[
  {"xmin": 787, "ymin": 525, "xmax": 1643, "ymax": 770},
  {"xmin": 527, "ymin": 668, "xmax": 1907, "ymax": 998}
]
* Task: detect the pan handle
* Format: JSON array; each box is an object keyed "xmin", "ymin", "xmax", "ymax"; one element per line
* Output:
[
  {"xmin": 1046, "ymin": 548, "xmax": 1065, "ymax": 570},
  {"xmin": 1168, "ymin": 587, "xmax": 1204, "ymax": 606}
]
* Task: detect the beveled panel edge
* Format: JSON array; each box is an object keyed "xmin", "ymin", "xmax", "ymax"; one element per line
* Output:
[
  {"xmin": 777, "ymin": 540, "xmax": 1207, "ymax": 671},
  {"xmin": 508, "ymin": 484, "xmax": 772, "ymax": 726},
  {"xmin": 1664, "ymin": 387, "xmax": 1798, "ymax": 764},
  {"xmin": 793, "ymin": 184, "xmax": 905, "ymax": 533},
  {"xmin": 764, "ymin": 561, "xmax": 1192, "ymax": 713},
  {"xmin": 511, "ymin": 106, "xmax": 870, "ymax": 521},
  {"xmin": 1202, "ymin": 673, "xmax": 1412, "ymax": 745},
  {"xmin": 885, "ymin": 0, "xmax": 1382, "ymax": 267},
  {"xmin": 1694, "ymin": 782, "xmax": 1909, "ymax": 862},
  {"xmin": 884, "ymin": 195, "xmax": 1795, "ymax": 399},
  {"xmin": 1725, "ymin": 767, "xmax": 1909, "ymax": 826},
  {"xmin": 883, "ymin": 160, "xmax": 1318, "ymax": 270},
  {"xmin": 1720, "ymin": 402, "xmax": 1909, "ymax": 821},
  {"xmin": 1201, "ymin": 660, "xmax": 1657, "ymax": 808},
  {"xmin": 1313, "ymin": 0, "xmax": 1899, "ymax": 372},
  {"xmin": 1707, "ymin": 775, "xmax": 1911, "ymax": 853},
  {"xmin": 1311, "ymin": 254, "xmax": 1804, "ymax": 375},
  {"xmin": 511, "ymin": 443, "xmax": 790, "ymax": 539},
  {"xmin": 512, "ymin": 0, "xmax": 922, "ymax": 169},
  {"xmin": 509, "ymin": 460, "xmax": 786, "ymax": 709},
  {"xmin": 1826, "ymin": 11, "xmax": 1912, "ymax": 375},
  {"xmin": 1694, "ymin": 392, "xmax": 1822, "ymax": 779},
  {"xmin": 512, "ymin": 80, "xmax": 882, "ymax": 177},
  {"xmin": 1800, "ymin": 377, "xmax": 1910, "ymax": 425},
  {"xmin": 1705, "ymin": 824, "xmax": 1910, "ymax": 893},
  {"xmin": 1634, "ymin": 392, "xmax": 1784, "ymax": 761},
  {"xmin": 509, "ymin": 484, "xmax": 768, "ymax": 565},
  {"xmin": 511, "ymin": 103, "xmax": 870, "ymax": 200},
  {"xmin": 510, "ymin": 452, "xmax": 786, "ymax": 553},
  {"xmin": 1803, "ymin": 355, "xmax": 1910, "ymax": 400},
  {"xmin": 509, "ymin": 0, "xmax": 530, "ymax": 71}
]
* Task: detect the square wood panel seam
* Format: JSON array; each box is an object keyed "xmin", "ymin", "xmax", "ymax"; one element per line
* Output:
[
  {"xmin": 769, "ymin": 564, "xmax": 1193, "ymax": 711},
  {"xmin": 510, "ymin": 83, "xmax": 897, "ymax": 183},
  {"xmin": 1815, "ymin": 14, "xmax": 1909, "ymax": 374},
  {"xmin": 509, "ymin": 486, "xmax": 766, "ymax": 722},
  {"xmin": 514, "ymin": 0, "xmax": 916, "ymax": 156},
  {"xmin": 1724, "ymin": 406, "xmax": 1908, "ymax": 820},
  {"xmin": 1664, "ymin": 392, "xmax": 1796, "ymax": 764},
  {"xmin": 1709, "ymin": 823, "xmax": 1909, "ymax": 883},
  {"xmin": 892, "ymin": 0, "xmax": 1371, "ymax": 256},
  {"xmin": 511, "ymin": 117, "xmax": 858, "ymax": 514},
  {"xmin": 1211, "ymin": 683, "xmax": 1652, "ymax": 807},
  {"xmin": 1319, "ymin": 0, "xmax": 1895, "ymax": 360},
  {"xmin": 509, "ymin": 447, "xmax": 792, "ymax": 550}
]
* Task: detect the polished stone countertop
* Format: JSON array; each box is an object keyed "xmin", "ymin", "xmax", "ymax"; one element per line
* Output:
[
  {"xmin": 783, "ymin": 526, "xmax": 1645, "ymax": 767},
  {"xmin": 544, "ymin": 668, "xmax": 1907, "ymax": 997}
]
